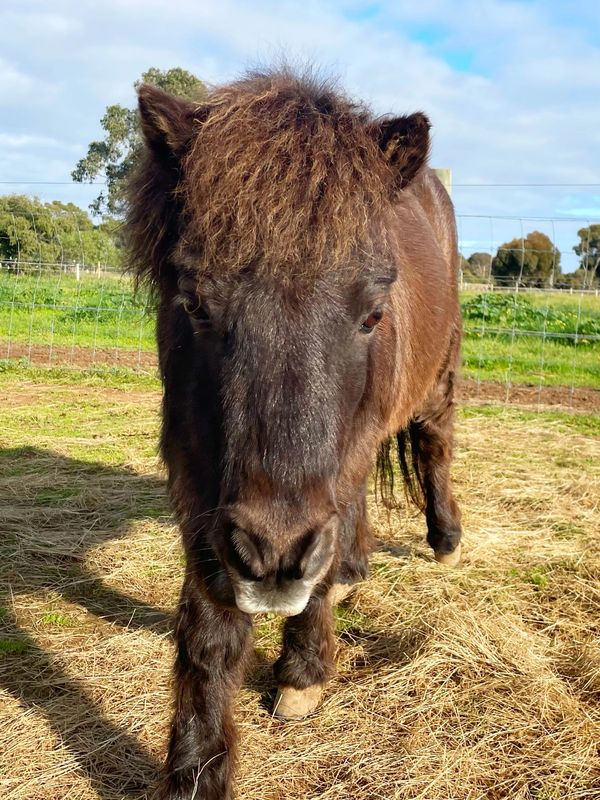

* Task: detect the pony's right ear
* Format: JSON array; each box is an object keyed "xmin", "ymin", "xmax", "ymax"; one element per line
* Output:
[{"xmin": 137, "ymin": 84, "xmax": 203, "ymax": 160}]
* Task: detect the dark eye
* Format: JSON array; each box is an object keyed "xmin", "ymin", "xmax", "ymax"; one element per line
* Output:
[
  {"xmin": 360, "ymin": 307, "xmax": 383, "ymax": 333},
  {"xmin": 182, "ymin": 294, "xmax": 210, "ymax": 324}
]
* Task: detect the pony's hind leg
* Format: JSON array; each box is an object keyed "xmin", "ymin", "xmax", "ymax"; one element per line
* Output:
[
  {"xmin": 405, "ymin": 367, "xmax": 462, "ymax": 566},
  {"xmin": 332, "ymin": 483, "xmax": 372, "ymax": 596}
]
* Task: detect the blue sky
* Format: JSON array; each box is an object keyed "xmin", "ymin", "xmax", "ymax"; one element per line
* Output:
[{"xmin": 1, "ymin": 0, "xmax": 599, "ymax": 271}]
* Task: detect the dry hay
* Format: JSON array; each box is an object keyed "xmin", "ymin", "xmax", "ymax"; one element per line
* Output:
[{"xmin": 0, "ymin": 381, "xmax": 599, "ymax": 800}]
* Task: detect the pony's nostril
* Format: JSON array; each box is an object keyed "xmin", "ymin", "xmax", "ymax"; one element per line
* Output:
[
  {"xmin": 287, "ymin": 520, "xmax": 336, "ymax": 581},
  {"xmin": 296, "ymin": 529, "xmax": 320, "ymax": 575},
  {"xmin": 226, "ymin": 527, "xmax": 266, "ymax": 580}
]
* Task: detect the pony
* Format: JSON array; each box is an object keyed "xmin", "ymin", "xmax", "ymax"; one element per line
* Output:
[{"xmin": 126, "ymin": 67, "xmax": 462, "ymax": 800}]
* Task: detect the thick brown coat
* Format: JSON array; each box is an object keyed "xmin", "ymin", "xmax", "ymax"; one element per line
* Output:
[{"xmin": 126, "ymin": 68, "xmax": 462, "ymax": 800}]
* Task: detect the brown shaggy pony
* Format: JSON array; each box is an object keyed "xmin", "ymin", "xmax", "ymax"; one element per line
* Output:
[{"xmin": 127, "ymin": 68, "xmax": 462, "ymax": 800}]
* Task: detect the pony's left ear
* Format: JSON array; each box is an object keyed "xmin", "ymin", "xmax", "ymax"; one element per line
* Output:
[
  {"xmin": 137, "ymin": 84, "xmax": 203, "ymax": 161},
  {"xmin": 369, "ymin": 112, "xmax": 431, "ymax": 189}
]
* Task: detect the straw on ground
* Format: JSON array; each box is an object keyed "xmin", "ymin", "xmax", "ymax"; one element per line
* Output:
[{"xmin": 0, "ymin": 377, "xmax": 599, "ymax": 799}]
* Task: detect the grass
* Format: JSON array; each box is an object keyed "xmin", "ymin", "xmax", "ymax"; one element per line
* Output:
[
  {"xmin": 0, "ymin": 639, "xmax": 28, "ymax": 655},
  {"xmin": 460, "ymin": 403, "xmax": 600, "ymax": 436},
  {"xmin": 1, "ymin": 270, "xmax": 599, "ymax": 389},
  {"xmin": 0, "ymin": 270, "xmax": 154, "ymax": 352},
  {"xmin": 462, "ymin": 333, "xmax": 600, "ymax": 389},
  {"xmin": 461, "ymin": 291, "xmax": 600, "ymax": 389},
  {"xmin": 508, "ymin": 565, "xmax": 550, "ymax": 589},
  {"xmin": 40, "ymin": 611, "xmax": 74, "ymax": 627},
  {"xmin": 0, "ymin": 358, "xmax": 161, "ymax": 389},
  {"xmin": 0, "ymin": 377, "xmax": 599, "ymax": 799},
  {"xmin": 461, "ymin": 287, "xmax": 600, "ymax": 316}
]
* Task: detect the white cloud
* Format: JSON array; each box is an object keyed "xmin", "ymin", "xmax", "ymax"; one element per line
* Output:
[
  {"xmin": 0, "ymin": 133, "xmax": 64, "ymax": 148},
  {"xmin": 0, "ymin": 0, "xmax": 598, "ymax": 266},
  {"xmin": 2, "ymin": 10, "xmax": 83, "ymax": 36},
  {"xmin": 0, "ymin": 57, "xmax": 35, "ymax": 102}
]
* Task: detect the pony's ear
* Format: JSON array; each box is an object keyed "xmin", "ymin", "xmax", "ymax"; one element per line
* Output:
[
  {"xmin": 369, "ymin": 112, "xmax": 431, "ymax": 189},
  {"xmin": 137, "ymin": 84, "xmax": 202, "ymax": 160}
]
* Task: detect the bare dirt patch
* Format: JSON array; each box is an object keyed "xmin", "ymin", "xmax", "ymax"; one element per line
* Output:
[
  {"xmin": 460, "ymin": 376, "xmax": 600, "ymax": 413},
  {"xmin": 3, "ymin": 342, "xmax": 599, "ymax": 412},
  {"xmin": 1, "ymin": 341, "xmax": 158, "ymax": 371}
]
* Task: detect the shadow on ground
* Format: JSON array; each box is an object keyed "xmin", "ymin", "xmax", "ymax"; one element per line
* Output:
[
  {"xmin": 0, "ymin": 446, "xmax": 423, "ymax": 799},
  {"xmin": 1, "ymin": 447, "xmax": 170, "ymax": 799}
]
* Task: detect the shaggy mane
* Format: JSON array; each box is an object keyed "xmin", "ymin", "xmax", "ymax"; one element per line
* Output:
[
  {"xmin": 127, "ymin": 68, "xmax": 400, "ymax": 287},
  {"xmin": 181, "ymin": 69, "xmax": 395, "ymax": 275}
]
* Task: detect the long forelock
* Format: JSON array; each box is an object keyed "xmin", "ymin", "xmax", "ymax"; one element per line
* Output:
[{"xmin": 179, "ymin": 68, "xmax": 395, "ymax": 277}]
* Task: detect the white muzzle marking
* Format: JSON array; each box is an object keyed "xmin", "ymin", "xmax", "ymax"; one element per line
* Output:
[{"xmin": 233, "ymin": 579, "xmax": 314, "ymax": 617}]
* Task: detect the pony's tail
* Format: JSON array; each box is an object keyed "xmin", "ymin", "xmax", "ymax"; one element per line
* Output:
[{"xmin": 375, "ymin": 424, "xmax": 426, "ymax": 512}]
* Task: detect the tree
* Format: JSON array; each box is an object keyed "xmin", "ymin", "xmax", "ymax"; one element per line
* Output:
[
  {"xmin": 467, "ymin": 251, "xmax": 492, "ymax": 280},
  {"xmin": 573, "ymin": 224, "xmax": 600, "ymax": 288},
  {"xmin": 555, "ymin": 270, "xmax": 591, "ymax": 290},
  {"xmin": 458, "ymin": 254, "xmax": 482, "ymax": 284},
  {"xmin": 491, "ymin": 230, "xmax": 561, "ymax": 287},
  {"xmin": 72, "ymin": 67, "xmax": 207, "ymax": 217},
  {"xmin": 0, "ymin": 195, "xmax": 121, "ymax": 270}
]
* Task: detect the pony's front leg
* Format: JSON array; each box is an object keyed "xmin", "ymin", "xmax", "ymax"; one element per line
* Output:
[
  {"xmin": 157, "ymin": 573, "xmax": 252, "ymax": 800},
  {"xmin": 273, "ymin": 492, "xmax": 372, "ymax": 721},
  {"xmin": 273, "ymin": 590, "xmax": 335, "ymax": 720}
]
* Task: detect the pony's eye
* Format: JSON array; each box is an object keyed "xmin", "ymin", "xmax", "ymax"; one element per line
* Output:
[
  {"xmin": 360, "ymin": 307, "xmax": 383, "ymax": 333},
  {"xmin": 182, "ymin": 294, "xmax": 210, "ymax": 323}
]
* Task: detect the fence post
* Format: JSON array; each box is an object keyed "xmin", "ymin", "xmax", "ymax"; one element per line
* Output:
[{"xmin": 433, "ymin": 168, "xmax": 452, "ymax": 197}]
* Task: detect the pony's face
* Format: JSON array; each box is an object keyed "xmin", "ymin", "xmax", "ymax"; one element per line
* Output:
[
  {"xmin": 169, "ymin": 265, "xmax": 396, "ymax": 615},
  {"xmin": 129, "ymin": 76, "xmax": 430, "ymax": 615}
]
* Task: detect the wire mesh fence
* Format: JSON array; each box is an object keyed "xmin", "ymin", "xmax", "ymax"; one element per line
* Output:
[
  {"xmin": 0, "ymin": 263, "xmax": 154, "ymax": 371},
  {"xmin": 1, "ymin": 211, "xmax": 599, "ymax": 410}
]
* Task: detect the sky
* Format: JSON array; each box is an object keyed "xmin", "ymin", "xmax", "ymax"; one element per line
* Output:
[{"xmin": 1, "ymin": 0, "xmax": 599, "ymax": 272}]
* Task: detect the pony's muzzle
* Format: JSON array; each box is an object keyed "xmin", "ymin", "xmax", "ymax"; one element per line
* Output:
[{"xmin": 222, "ymin": 517, "xmax": 337, "ymax": 616}]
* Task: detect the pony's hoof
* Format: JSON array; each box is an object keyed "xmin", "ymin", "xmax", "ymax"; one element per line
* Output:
[
  {"xmin": 328, "ymin": 582, "xmax": 353, "ymax": 605},
  {"xmin": 273, "ymin": 684, "xmax": 323, "ymax": 720},
  {"xmin": 434, "ymin": 542, "xmax": 462, "ymax": 567}
]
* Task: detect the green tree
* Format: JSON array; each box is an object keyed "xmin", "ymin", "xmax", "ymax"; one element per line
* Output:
[
  {"xmin": 0, "ymin": 195, "xmax": 121, "ymax": 270},
  {"xmin": 467, "ymin": 251, "xmax": 492, "ymax": 280},
  {"xmin": 556, "ymin": 269, "xmax": 591, "ymax": 290},
  {"xmin": 458, "ymin": 254, "xmax": 481, "ymax": 284},
  {"xmin": 573, "ymin": 224, "xmax": 600, "ymax": 288},
  {"xmin": 491, "ymin": 231, "xmax": 561, "ymax": 287},
  {"xmin": 72, "ymin": 67, "xmax": 207, "ymax": 216}
]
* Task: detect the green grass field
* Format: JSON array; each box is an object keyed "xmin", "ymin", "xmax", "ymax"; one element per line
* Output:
[
  {"xmin": 0, "ymin": 270, "xmax": 154, "ymax": 352},
  {"xmin": 1, "ymin": 270, "xmax": 599, "ymax": 389},
  {"xmin": 460, "ymin": 287, "xmax": 600, "ymax": 316}
]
